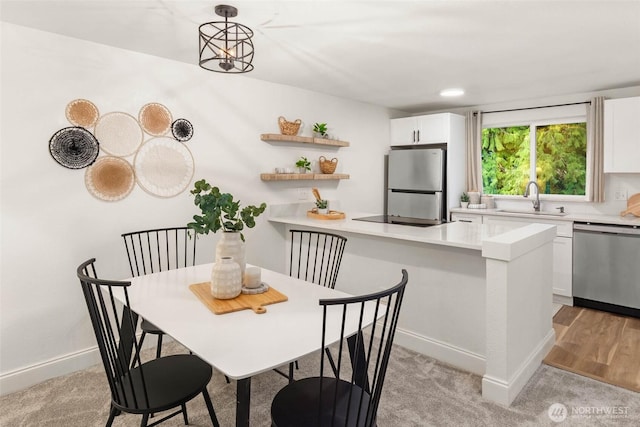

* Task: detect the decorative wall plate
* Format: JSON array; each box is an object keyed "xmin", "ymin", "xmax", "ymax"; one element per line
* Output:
[
  {"xmin": 85, "ymin": 156, "xmax": 135, "ymax": 201},
  {"xmin": 65, "ymin": 99, "xmax": 99, "ymax": 128},
  {"xmin": 49, "ymin": 126, "xmax": 100, "ymax": 169},
  {"xmin": 139, "ymin": 103, "xmax": 172, "ymax": 136},
  {"xmin": 94, "ymin": 112, "xmax": 143, "ymax": 157},
  {"xmin": 134, "ymin": 137, "xmax": 194, "ymax": 198},
  {"xmin": 171, "ymin": 118, "xmax": 194, "ymax": 142}
]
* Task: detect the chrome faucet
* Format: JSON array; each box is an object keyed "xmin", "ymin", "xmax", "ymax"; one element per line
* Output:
[{"xmin": 523, "ymin": 181, "xmax": 540, "ymax": 211}]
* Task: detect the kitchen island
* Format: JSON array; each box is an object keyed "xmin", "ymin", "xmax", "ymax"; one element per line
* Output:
[{"xmin": 269, "ymin": 205, "xmax": 557, "ymax": 406}]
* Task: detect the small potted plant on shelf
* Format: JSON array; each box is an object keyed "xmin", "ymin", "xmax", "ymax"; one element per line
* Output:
[
  {"xmin": 315, "ymin": 199, "xmax": 329, "ymax": 214},
  {"xmin": 295, "ymin": 156, "xmax": 311, "ymax": 174},
  {"xmin": 313, "ymin": 122, "xmax": 328, "ymax": 138},
  {"xmin": 460, "ymin": 192, "xmax": 470, "ymax": 208}
]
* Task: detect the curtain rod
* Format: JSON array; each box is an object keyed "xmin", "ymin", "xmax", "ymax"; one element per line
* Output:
[{"xmin": 473, "ymin": 101, "xmax": 591, "ymax": 115}]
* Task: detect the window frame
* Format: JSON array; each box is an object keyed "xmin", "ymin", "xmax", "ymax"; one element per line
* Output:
[{"xmin": 480, "ymin": 106, "xmax": 589, "ymax": 202}]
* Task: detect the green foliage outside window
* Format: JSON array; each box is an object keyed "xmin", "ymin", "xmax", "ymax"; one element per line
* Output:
[{"xmin": 481, "ymin": 123, "xmax": 586, "ymax": 196}]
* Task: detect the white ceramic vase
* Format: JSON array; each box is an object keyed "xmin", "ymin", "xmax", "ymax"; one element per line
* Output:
[
  {"xmin": 215, "ymin": 231, "xmax": 246, "ymax": 276},
  {"xmin": 211, "ymin": 256, "xmax": 242, "ymax": 299}
]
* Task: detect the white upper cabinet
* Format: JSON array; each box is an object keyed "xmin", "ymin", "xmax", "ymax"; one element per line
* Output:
[
  {"xmin": 604, "ymin": 96, "xmax": 640, "ymax": 173},
  {"xmin": 389, "ymin": 116, "xmax": 420, "ymax": 145},
  {"xmin": 390, "ymin": 113, "xmax": 449, "ymax": 145}
]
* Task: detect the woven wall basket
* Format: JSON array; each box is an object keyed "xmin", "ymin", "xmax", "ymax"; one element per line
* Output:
[
  {"xmin": 278, "ymin": 116, "xmax": 301, "ymax": 136},
  {"xmin": 319, "ymin": 156, "xmax": 338, "ymax": 174}
]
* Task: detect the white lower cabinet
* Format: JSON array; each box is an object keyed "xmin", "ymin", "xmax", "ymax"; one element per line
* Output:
[
  {"xmin": 552, "ymin": 237, "xmax": 572, "ymax": 298},
  {"xmin": 478, "ymin": 214, "xmax": 573, "ymax": 301}
]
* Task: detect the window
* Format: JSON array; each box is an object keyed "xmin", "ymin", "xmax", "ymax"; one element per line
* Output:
[{"xmin": 481, "ymin": 113, "xmax": 587, "ymax": 197}]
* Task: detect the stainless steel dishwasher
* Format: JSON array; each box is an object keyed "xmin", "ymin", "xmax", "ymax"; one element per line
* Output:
[{"xmin": 573, "ymin": 222, "xmax": 640, "ymax": 318}]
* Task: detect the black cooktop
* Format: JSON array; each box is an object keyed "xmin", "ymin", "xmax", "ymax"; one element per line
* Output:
[{"xmin": 352, "ymin": 215, "xmax": 444, "ymax": 228}]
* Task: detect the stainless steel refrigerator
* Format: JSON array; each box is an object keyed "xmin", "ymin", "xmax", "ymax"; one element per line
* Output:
[{"xmin": 386, "ymin": 146, "xmax": 446, "ymax": 222}]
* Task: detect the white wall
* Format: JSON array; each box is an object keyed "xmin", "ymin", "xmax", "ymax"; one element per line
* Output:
[{"xmin": 0, "ymin": 23, "xmax": 395, "ymax": 394}]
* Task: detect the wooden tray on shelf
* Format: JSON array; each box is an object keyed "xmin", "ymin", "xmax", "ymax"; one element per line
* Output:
[
  {"xmin": 307, "ymin": 210, "xmax": 346, "ymax": 220},
  {"xmin": 189, "ymin": 282, "xmax": 287, "ymax": 314}
]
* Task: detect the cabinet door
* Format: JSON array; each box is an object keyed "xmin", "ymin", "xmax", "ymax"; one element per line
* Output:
[
  {"xmin": 390, "ymin": 117, "xmax": 418, "ymax": 145},
  {"xmin": 417, "ymin": 114, "xmax": 448, "ymax": 144},
  {"xmin": 604, "ymin": 97, "xmax": 640, "ymax": 173},
  {"xmin": 553, "ymin": 237, "xmax": 572, "ymax": 297}
]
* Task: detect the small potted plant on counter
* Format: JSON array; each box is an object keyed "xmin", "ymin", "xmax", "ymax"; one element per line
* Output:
[
  {"xmin": 295, "ymin": 156, "xmax": 311, "ymax": 174},
  {"xmin": 460, "ymin": 192, "xmax": 470, "ymax": 208},
  {"xmin": 313, "ymin": 122, "xmax": 328, "ymax": 138},
  {"xmin": 315, "ymin": 199, "xmax": 329, "ymax": 214}
]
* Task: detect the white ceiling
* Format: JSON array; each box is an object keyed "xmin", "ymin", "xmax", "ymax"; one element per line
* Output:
[{"xmin": 2, "ymin": 0, "xmax": 640, "ymax": 113}]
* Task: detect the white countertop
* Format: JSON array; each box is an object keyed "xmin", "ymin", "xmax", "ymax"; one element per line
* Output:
[
  {"xmin": 450, "ymin": 207, "xmax": 640, "ymax": 226},
  {"xmin": 269, "ymin": 211, "xmax": 528, "ymax": 251}
]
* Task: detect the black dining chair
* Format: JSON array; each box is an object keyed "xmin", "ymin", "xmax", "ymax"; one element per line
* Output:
[
  {"xmin": 77, "ymin": 258, "xmax": 220, "ymax": 427},
  {"xmin": 278, "ymin": 229, "xmax": 348, "ymax": 381},
  {"xmin": 121, "ymin": 227, "xmax": 196, "ymax": 359},
  {"xmin": 270, "ymin": 269, "xmax": 408, "ymax": 427},
  {"xmin": 289, "ymin": 229, "xmax": 348, "ymax": 289}
]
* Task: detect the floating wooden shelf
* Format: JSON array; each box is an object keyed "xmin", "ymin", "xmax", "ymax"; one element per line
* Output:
[
  {"xmin": 260, "ymin": 173, "xmax": 350, "ymax": 181},
  {"xmin": 260, "ymin": 133, "xmax": 350, "ymax": 147}
]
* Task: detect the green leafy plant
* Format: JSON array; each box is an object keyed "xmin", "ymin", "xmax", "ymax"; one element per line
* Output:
[
  {"xmin": 460, "ymin": 192, "xmax": 470, "ymax": 202},
  {"xmin": 313, "ymin": 122, "xmax": 328, "ymax": 137},
  {"xmin": 295, "ymin": 156, "xmax": 311, "ymax": 171},
  {"xmin": 187, "ymin": 179, "xmax": 267, "ymax": 241},
  {"xmin": 315, "ymin": 199, "xmax": 328, "ymax": 209}
]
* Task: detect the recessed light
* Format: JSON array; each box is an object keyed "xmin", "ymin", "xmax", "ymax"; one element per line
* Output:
[{"xmin": 440, "ymin": 88, "xmax": 465, "ymax": 97}]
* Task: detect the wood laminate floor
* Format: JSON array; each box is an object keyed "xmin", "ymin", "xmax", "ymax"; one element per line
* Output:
[{"xmin": 544, "ymin": 305, "xmax": 640, "ymax": 392}]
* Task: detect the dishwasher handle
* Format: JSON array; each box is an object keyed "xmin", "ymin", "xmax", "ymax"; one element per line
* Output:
[{"xmin": 574, "ymin": 223, "xmax": 640, "ymax": 235}]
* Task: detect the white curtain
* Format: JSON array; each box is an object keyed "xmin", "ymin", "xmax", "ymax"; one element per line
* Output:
[
  {"xmin": 586, "ymin": 97, "xmax": 605, "ymax": 202},
  {"xmin": 465, "ymin": 111, "xmax": 483, "ymax": 192}
]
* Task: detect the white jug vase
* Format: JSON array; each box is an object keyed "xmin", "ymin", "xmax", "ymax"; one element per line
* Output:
[{"xmin": 215, "ymin": 231, "xmax": 246, "ymax": 276}]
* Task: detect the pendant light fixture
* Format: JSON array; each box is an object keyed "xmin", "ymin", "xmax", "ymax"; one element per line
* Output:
[{"xmin": 199, "ymin": 4, "xmax": 254, "ymax": 73}]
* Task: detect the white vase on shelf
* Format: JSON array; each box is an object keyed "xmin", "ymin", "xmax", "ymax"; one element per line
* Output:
[
  {"xmin": 211, "ymin": 256, "xmax": 242, "ymax": 299},
  {"xmin": 215, "ymin": 231, "xmax": 246, "ymax": 276}
]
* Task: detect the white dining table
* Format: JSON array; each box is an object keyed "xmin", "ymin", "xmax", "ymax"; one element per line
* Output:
[{"xmin": 121, "ymin": 263, "xmax": 375, "ymax": 427}]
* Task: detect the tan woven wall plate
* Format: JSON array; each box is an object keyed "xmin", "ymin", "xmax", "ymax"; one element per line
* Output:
[
  {"xmin": 65, "ymin": 99, "xmax": 100, "ymax": 128},
  {"xmin": 139, "ymin": 103, "xmax": 173, "ymax": 137},
  {"xmin": 84, "ymin": 156, "xmax": 135, "ymax": 201}
]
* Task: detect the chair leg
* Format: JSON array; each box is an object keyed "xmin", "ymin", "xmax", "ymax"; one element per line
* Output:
[
  {"xmin": 288, "ymin": 362, "xmax": 294, "ymax": 384},
  {"xmin": 132, "ymin": 331, "xmax": 147, "ymax": 368},
  {"xmin": 181, "ymin": 403, "xmax": 189, "ymax": 424},
  {"xmin": 155, "ymin": 333, "xmax": 163, "ymax": 359},
  {"xmin": 225, "ymin": 375, "xmax": 230, "ymax": 384},
  {"xmin": 325, "ymin": 348, "xmax": 339, "ymax": 377},
  {"xmin": 295, "ymin": 360, "xmax": 299, "ymax": 370},
  {"xmin": 202, "ymin": 388, "xmax": 220, "ymax": 427},
  {"xmin": 140, "ymin": 413, "xmax": 149, "ymax": 427},
  {"xmin": 106, "ymin": 405, "xmax": 118, "ymax": 427}
]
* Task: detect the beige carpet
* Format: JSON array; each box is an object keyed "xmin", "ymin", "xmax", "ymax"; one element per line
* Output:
[{"xmin": 1, "ymin": 341, "xmax": 639, "ymax": 426}]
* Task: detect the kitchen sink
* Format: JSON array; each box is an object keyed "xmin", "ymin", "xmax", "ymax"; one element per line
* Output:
[{"xmin": 495, "ymin": 209, "xmax": 568, "ymax": 217}]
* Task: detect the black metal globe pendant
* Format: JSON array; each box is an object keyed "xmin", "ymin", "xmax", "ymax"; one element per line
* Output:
[{"xmin": 199, "ymin": 4, "xmax": 254, "ymax": 73}]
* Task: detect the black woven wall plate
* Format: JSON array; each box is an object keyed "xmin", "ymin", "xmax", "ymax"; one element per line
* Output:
[
  {"xmin": 49, "ymin": 126, "xmax": 100, "ymax": 169},
  {"xmin": 171, "ymin": 118, "xmax": 194, "ymax": 142}
]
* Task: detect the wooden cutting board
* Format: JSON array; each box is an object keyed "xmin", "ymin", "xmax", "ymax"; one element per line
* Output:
[
  {"xmin": 307, "ymin": 210, "xmax": 346, "ymax": 220},
  {"xmin": 620, "ymin": 193, "xmax": 640, "ymax": 217},
  {"xmin": 189, "ymin": 282, "xmax": 288, "ymax": 314}
]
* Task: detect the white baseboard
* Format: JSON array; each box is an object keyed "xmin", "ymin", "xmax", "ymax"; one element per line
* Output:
[
  {"xmin": 553, "ymin": 294, "xmax": 573, "ymax": 306},
  {"xmin": 0, "ymin": 333, "xmax": 166, "ymax": 397},
  {"xmin": 0, "ymin": 346, "xmax": 102, "ymax": 397},
  {"xmin": 394, "ymin": 327, "xmax": 486, "ymax": 376},
  {"xmin": 481, "ymin": 328, "xmax": 556, "ymax": 406}
]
